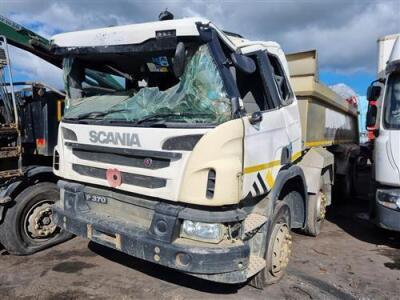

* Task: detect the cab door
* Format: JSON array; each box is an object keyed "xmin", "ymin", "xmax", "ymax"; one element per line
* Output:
[
  {"xmin": 237, "ymin": 52, "xmax": 291, "ymax": 199},
  {"xmin": 267, "ymin": 53, "xmax": 302, "ymax": 161}
]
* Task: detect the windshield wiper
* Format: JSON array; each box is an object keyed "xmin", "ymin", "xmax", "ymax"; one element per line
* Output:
[
  {"xmin": 135, "ymin": 112, "xmax": 214, "ymax": 124},
  {"xmin": 69, "ymin": 108, "xmax": 130, "ymax": 120}
]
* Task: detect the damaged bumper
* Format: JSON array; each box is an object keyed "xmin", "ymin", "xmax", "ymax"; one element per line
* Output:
[{"xmin": 53, "ymin": 181, "xmax": 257, "ymax": 284}]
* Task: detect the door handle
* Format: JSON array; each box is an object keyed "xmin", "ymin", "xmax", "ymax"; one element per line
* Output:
[{"xmin": 281, "ymin": 146, "xmax": 292, "ymax": 165}]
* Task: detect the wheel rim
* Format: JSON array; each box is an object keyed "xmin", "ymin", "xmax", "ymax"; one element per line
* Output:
[
  {"xmin": 271, "ymin": 223, "xmax": 292, "ymax": 276},
  {"xmin": 23, "ymin": 199, "xmax": 58, "ymax": 242}
]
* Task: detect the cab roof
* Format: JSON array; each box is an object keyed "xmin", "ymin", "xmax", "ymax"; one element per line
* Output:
[
  {"xmin": 51, "ymin": 17, "xmax": 208, "ymax": 48},
  {"xmin": 50, "ymin": 17, "xmax": 289, "ymax": 79},
  {"xmin": 50, "ymin": 17, "xmax": 282, "ymax": 55}
]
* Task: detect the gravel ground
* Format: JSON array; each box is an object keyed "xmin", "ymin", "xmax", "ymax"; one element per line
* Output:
[{"xmin": 1, "ymin": 171, "xmax": 399, "ymax": 300}]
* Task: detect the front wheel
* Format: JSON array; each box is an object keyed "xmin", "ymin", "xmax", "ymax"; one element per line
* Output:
[
  {"xmin": 0, "ymin": 182, "xmax": 72, "ymax": 255},
  {"xmin": 250, "ymin": 200, "xmax": 293, "ymax": 288}
]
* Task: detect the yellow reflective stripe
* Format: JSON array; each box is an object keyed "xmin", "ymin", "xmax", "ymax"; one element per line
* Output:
[
  {"xmin": 245, "ymin": 150, "xmax": 303, "ymax": 189},
  {"xmin": 243, "ymin": 160, "xmax": 280, "ymax": 174},
  {"xmin": 304, "ymin": 139, "xmax": 354, "ymax": 148},
  {"xmin": 265, "ymin": 169, "xmax": 275, "ymax": 188},
  {"xmin": 57, "ymin": 99, "xmax": 64, "ymax": 122},
  {"xmin": 291, "ymin": 151, "xmax": 302, "ymax": 162},
  {"xmin": 244, "ymin": 150, "xmax": 304, "ymax": 175},
  {"xmin": 304, "ymin": 140, "xmax": 332, "ymax": 147}
]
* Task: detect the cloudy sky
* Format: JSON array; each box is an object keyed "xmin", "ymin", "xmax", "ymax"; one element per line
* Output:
[{"xmin": 1, "ymin": 0, "xmax": 399, "ymax": 95}]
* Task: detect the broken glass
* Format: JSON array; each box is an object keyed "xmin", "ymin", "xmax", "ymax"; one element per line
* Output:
[{"xmin": 63, "ymin": 45, "xmax": 231, "ymax": 124}]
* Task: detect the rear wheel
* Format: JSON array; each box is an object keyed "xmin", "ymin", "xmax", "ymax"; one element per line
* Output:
[
  {"xmin": 250, "ymin": 200, "xmax": 292, "ymax": 288},
  {"xmin": 303, "ymin": 178, "xmax": 330, "ymax": 237},
  {"xmin": 0, "ymin": 182, "xmax": 72, "ymax": 255},
  {"xmin": 334, "ymin": 161, "xmax": 356, "ymax": 202}
]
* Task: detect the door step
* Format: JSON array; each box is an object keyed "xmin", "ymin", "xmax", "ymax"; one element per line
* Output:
[
  {"xmin": 247, "ymin": 255, "xmax": 266, "ymax": 278},
  {"xmin": 243, "ymin": 213, "xmax": 267, "ymax": 235}
]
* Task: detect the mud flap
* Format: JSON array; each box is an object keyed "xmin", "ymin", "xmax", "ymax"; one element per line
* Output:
[
  {"xmin": 0, "ymin": 192, "xmax": 13, "ymax": 223},
  {"xmin": 0, "ymin": 205, "xmax": 4, "ymax": 223}
]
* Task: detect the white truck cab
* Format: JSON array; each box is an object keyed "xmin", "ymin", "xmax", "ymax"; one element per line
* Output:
[
  {"xmin": 50, "ymin": 16, "xmax": 358, "ymax": 287},
  {"xmin": 367, "ymin": 35, "xmax": 400, "ymax": 231}
]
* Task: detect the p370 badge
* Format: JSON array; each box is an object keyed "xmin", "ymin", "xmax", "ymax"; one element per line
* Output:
[{"xmin": 85, "ymin": 193, "xmax": 108, "ymax": 204}]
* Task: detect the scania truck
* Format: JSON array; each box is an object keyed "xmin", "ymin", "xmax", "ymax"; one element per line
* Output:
[
  {"xmin": 50, "ymin": 17, "xmax": 359, "ymax": 287},
  {"xmin": 366, "ymin": 34, "xmax": 400, "ymax": 231}
]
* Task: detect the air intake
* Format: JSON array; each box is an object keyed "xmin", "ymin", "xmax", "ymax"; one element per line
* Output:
[
  {"xmin": 206, "ymin": 169, "xmax": 216, "ymax": 199},
  {"xmin": 53, "ymin": 149, "xmax": 60, "ymax": 170}
]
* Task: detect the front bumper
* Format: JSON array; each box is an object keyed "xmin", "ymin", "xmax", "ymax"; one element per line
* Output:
[
  {"xmin": 53, "ymin": 181, "xmax": 253, "ymax": 284},
  {"xmin": 376, "ymin": 188, "xmax": 400, "ymax": 232}
]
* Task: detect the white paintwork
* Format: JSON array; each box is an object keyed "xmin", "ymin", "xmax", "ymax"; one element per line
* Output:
[
  {"xmin": 242, "ymin": 109, "xmax": 287, "ymax": 197},
  {"xmin": 374, "ymin": 35, "xmax": 400, "ymax": 187},
  {"xmin": 241, "ymin": 46, "xmax": 302, "ymax": 197},
  {"xmin": 374, "ymin": 130, "xmax": 400, "ymax": 186},
  {"xmin": 53, "ymin": 17, "xmax": 310, "ymax": 205},
  {"xmin": 241, "ymin": 102, "xmax": 302, "ymax": 198},
  {"xmin": 51, "ymin": 17, "xmax": 206, "ymax": 47},
  {"xmin": 377, "ymin": 34, "xmax": 400, "ymax": 77},
  {"xmin": 388, "ymin": 129, "xmax": 400, "ymax": 184},
  {"xmin": 51, "ymin": 16, "xmax": 285, "ymax": 61},
  {"xmin": 389, "ymin": 37, "xmax": 400, "ymax": 64},
  {"xmin": 375, "ymin": 88, "xmax": 400, "ymax": 186},
  {"xmin": 54, "ymin": 122, "xmax": 210, "ymax": 201}
]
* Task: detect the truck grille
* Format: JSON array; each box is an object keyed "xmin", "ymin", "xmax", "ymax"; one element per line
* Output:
[
  {"xmin": 72, "ymin": 164, "xmax": 167, "ymax": 189},
  {"xmin": 73, "ymin": 148, "xmax": 170, "ymax": 169},
  {"xmin": 66, "ymin": 142, "xmax": 182, "ymax": 170}
]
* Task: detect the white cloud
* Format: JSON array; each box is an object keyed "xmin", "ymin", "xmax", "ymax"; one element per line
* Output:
[
  {"xmin": 277, "ymin": 1, "xmax": 400, "ymax": 73},
  {"xmin": 1, "ymin": 0, "xmax": 399, "ymax": 82}
]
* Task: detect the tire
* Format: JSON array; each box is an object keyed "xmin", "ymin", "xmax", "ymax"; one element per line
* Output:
[
  {"xmin": 334, "ymin": 161, "xmax": 355, "ymax": 202},
  {"xmin": 335, "ymin": 174, "xmax": 351, "ymax": 202},
  {"xmin": 0, "ymin": 182, "xmax": 72, "ymax": 255},
  {"xmin": 250, "ymin": 199, "xmax": 293, "ymax": 288},
  {"xmin": 303, "ymin": 178, "xmax": 330, "ymax": 237}
]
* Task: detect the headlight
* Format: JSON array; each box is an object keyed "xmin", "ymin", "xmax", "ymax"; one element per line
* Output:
[
  {"xmin": 377, "ymin": 189, "xmax": 400, "ymax": 210},
  {"xmin": 181, "ymin": 220, "xmax": 224, "ymax": 243}
]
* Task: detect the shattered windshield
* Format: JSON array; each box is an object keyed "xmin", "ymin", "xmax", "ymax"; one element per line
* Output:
[
  {"xmin": 384, "ymin": 72, "xmax": 400, "ymax": 129},
  {"xmin": 63, "ymin": 44, "xmax": 231, "ymax": 125}
]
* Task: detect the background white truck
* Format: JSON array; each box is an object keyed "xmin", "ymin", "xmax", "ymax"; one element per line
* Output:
[
  {"xmin": 366, "ymin": 34, "xmax": 400, "ymax": 231},
  {"xmin": 50, "ymin": 16, "xmax": 359, "ymax": 287}
]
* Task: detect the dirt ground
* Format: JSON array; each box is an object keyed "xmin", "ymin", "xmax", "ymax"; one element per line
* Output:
[{"xmin": 1, "ymin": 171, "xmax": 400, "ymax": 300}]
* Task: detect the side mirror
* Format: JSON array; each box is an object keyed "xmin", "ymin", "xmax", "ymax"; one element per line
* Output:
[
  {"xmin": 231, "ymin": 52, "xmax": 256, "ymax": 74},
  {"xmin": 173, "ymin": 42, "xmax": 186, "ymax": 78},
  {"xmin": 366, "ymin": 104, "xmax": 377, "ymax": 127},
  {"xmin": 367, "ymin": 85, "xmax": 381, "ymax": 101},
  {"xmin": 249, "ymin": 111, "xmax": 263, "ymax": 125}
]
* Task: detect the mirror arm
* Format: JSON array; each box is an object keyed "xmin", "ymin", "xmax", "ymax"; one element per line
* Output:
[{"xmin": 231, "ymin": 97, "xmax": 244, "ymax": 118}]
